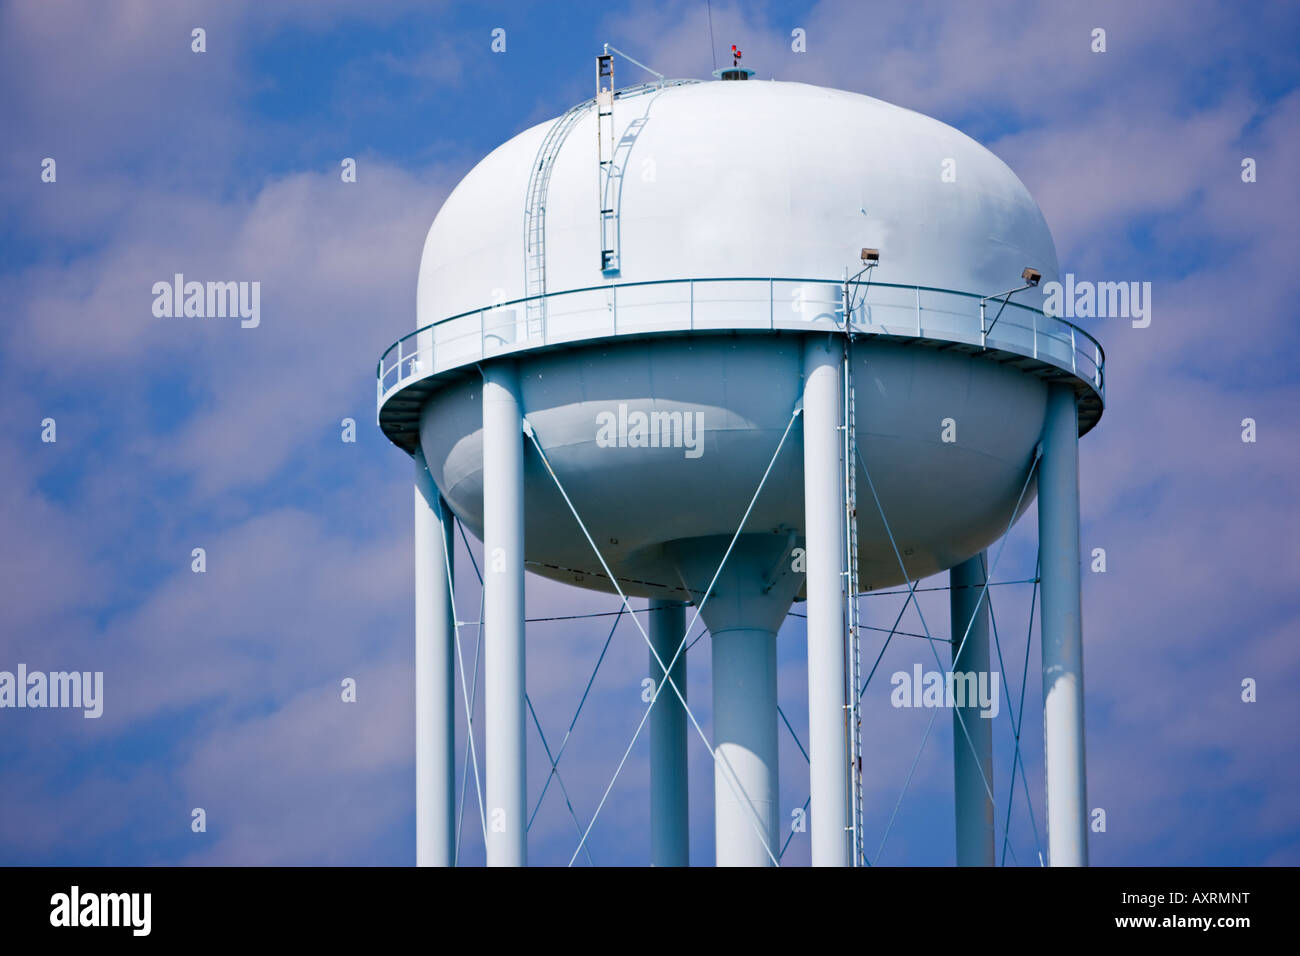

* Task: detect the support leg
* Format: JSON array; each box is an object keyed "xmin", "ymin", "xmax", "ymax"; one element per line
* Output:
[
  {"xmin": 648, "ymin": 599, "xmax": 690, "ymax": 866},
  {"xmin": 802, "ymin": 334, "xmax": 849, "ymax": 866},
  {"xmin": 414, "ymin": 449, "xmax": 455, "ymax": 866},
  {"xmin": 1038, "ymin": 384, "xmax": 1088, "ymax": 867},
  {"xmin": 482, "ymin": 362, "xmax": 527, "ymax": 867},
  {"xmin": 951, "ymin": 552, "xmax": 994, "ymax": 866}
]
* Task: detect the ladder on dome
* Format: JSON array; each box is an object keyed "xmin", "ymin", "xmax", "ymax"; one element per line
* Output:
[
  {"xmin": 523, "ymin": 98, "xmax": 595, "ymax": 337},
  {"xmin": 842, "ymin": 329, "xmax": 867, "ymax": 866},
  {"xmin": 596, "ymin": 53, "xmax": 619, "ymax": 276}
]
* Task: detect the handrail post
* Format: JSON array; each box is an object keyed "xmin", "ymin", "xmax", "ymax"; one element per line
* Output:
[{"xmin": 1071, "ymin": 327, "xmax": 1077, "ymax": 374}]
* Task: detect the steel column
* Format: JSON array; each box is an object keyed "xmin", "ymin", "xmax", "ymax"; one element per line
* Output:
[
  {"xmin": 482, "ymin": 361, "xmax": 527, "ymax": 867},
  {"xmin": 413, "ymin": 449, "xmax": 455, "ymax": 866},
  {"xmin": 1038, "ymin": 383, "xmax": 1089, "ymax": 866},
  {"xmin": 802, "ymin": 334, "xmax": 849, "ymax": 866},
  {"xmin": 648, "ymin": 598, "xmax": 690, "ymax": 866},
  {"xmin": 951, "ymin": 552, "xmax": 994, "ymax": 866}
]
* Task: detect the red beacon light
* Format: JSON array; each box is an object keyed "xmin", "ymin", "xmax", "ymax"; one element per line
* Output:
[{"xmin": 715, "ymin": 44, "xmax": 754, "ymax": 81}]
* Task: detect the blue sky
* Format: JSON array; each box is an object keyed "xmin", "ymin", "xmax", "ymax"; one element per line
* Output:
[{"xmin": 1, "ymin": 0, "xmax": 1298, "ymax": 866}]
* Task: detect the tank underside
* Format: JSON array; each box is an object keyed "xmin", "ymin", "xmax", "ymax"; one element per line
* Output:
[{"xmin": 416, "ymin": 332, "xmax": 1049, "ymax": 599}]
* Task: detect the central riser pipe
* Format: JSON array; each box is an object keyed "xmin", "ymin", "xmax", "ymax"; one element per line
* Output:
[
  {"xmin": 668, "ymin": 534, "xmax": 799, "ymax": 867},
  {"xmin": 712, "ymin": 627, "xmax": 779, "ymax": 867}
]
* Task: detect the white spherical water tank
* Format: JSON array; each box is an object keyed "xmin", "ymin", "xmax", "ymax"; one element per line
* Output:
[{"xmin": 380, "ymin": 72, "xmax": 1104, "ymax": 868}]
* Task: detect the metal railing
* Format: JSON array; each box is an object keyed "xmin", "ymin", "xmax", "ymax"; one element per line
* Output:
[{"xmin": 377, "ymin": 277, "xmax": 1105, "ymax": 411}]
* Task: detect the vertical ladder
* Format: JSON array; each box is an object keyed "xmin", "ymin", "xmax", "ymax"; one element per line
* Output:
[
  {"xmin": 596, "ymin": 54, "xmax": 619, "ymax": 275},
  {"xmin": 841, "ymin": 322, "xmax": 866, "ymax": 866}
]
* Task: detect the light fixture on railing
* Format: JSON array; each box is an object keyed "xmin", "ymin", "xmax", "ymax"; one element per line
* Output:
[
  {"xmin": 980, "ymin": 266, "xmax": 1041, "ymax": 346},
  {"xmin": 844, "ymin": 248, "xmax": 881, "ymax": 333}
]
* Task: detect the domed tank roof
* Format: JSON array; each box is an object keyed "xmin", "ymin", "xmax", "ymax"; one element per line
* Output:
[{"xmin": 417, "ymin": 79, "xmax": 1059, "ymax": 327}]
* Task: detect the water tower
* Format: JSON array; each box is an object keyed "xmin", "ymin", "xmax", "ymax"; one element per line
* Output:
[{"xmin": 377, "ymin": 51, "xmax": 1104, "ymax": 867}]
